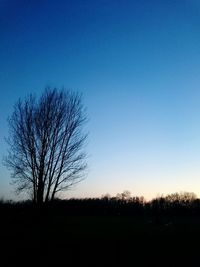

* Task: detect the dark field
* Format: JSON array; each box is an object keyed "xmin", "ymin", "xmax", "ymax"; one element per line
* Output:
[{"xmin": 1, "ymin": 210, "xmax": 200, "ymax": 266}]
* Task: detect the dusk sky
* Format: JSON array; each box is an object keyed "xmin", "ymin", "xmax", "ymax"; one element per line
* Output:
[{"xmin": 1, "ymin": 0, "xmax": 200, "ymax": 200}]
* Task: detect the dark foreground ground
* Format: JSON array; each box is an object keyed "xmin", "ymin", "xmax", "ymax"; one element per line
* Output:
[{"xmin": 1, "ymin": 210, "xmax": 200, "ymax": 266}]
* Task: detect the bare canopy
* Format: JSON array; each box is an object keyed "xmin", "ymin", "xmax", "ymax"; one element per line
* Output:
[{"xmin": 5, "ymin": 88, "xmax": 87, "ymax": 204}]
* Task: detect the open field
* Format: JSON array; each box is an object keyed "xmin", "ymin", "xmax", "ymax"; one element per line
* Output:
[{"xmin": 1, "ymin": 211, "xmax": 200, "ymax": 266}]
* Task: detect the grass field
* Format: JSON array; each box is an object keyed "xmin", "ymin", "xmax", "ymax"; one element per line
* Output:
[{"xmin": 1, "ymin": 213, "xmax": 200, "ymax": 266}]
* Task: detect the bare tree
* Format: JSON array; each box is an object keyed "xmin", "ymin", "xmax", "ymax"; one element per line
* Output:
[{"xmin": 4, "ymin": 88, "xmax": 87, "ymax": 204}]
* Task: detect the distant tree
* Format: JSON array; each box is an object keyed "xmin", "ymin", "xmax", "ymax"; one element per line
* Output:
[
  {"xmin": 4, "ymin": 88, "xmax": 87, "ymax": 204},
  {"xmin": 101, "ymin": 193, "xmax": 111, "ymax": 200},
  {"xmin": 116, "ymin": 190, "xmax": 132, "ymax": 201},
  {"xmin": 165, "ymin": 191, "xmax": 197, "ymax": 209},
  {"xmin": 165, "ymin": 192, "xmax": 197, "ymax": 204},
  {"xmin": 121, "ymin": 190, "xmax": 131, "ymax": 201}
]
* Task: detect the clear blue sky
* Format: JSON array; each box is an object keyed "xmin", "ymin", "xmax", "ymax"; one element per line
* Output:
[{"xmin": 1, "ymin": 0, "xmax": 200, "ymax": 200}]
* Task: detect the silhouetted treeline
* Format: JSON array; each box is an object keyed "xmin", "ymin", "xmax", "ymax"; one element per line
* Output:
[{"xmin": 1, "ymin": 191, "xmax": 200, "ymax": 217}]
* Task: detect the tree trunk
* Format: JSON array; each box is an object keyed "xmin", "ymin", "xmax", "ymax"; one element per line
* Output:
[{"xmin": 37, "ymin": 179, "xmax": 44, "ymax": 205}]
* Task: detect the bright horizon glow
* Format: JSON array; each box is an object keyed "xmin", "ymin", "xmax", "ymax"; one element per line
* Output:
[{"xmin": 1, "ymin": 0, "xmax": 200, "ymax": 201}]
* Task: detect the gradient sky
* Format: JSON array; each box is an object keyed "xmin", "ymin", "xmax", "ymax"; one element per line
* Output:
[{"xmin": 1, "ymin": 0, "xmax": 200, "ymax": 200}]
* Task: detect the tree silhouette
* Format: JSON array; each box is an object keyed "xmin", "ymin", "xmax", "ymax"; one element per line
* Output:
[{"xmin": 5, "ymin": 88, "xmax": 87, "ymax": 204}]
